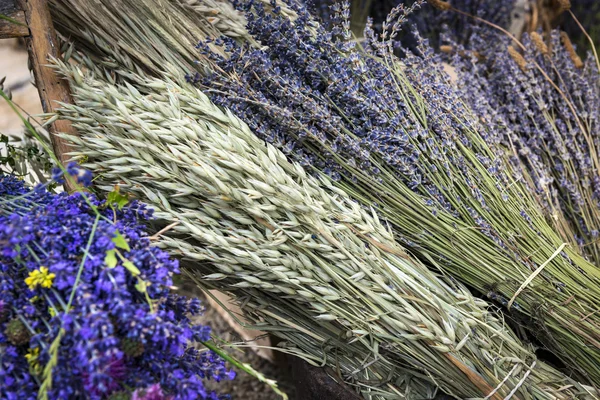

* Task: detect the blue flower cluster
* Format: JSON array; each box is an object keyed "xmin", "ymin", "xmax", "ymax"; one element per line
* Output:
[
  {"xmin": 51, "ymin": 162, "xmax": 94, "ymax": 187},
  {"xmin": 0, "ymin": 175, "xmax": 234, "ymax": 400}
]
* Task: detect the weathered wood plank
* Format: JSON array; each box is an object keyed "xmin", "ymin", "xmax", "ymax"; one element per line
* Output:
[
  {"xmin": 0, "ymin": 0, "xmax": 29, "ymax": 38},
  {"xmin": 17, "ymin": 0, "xmax": 79, "ymax": 191}
]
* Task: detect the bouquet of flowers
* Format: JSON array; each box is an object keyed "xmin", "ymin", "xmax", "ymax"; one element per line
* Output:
[{"xmin": 0, "ymin": 170, "xmax": 234, "ymax": 400}]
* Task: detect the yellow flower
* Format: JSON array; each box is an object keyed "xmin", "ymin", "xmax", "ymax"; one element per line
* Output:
[
  {"xmin": 25, "ymin": 267, "xmax": 56, "ymax": 290},
  {"xmin": 25, "ymin": 347, "xmax": 41, "ymax": 375},
  {"xmin": 25, "ymin": 347, "xmax": 39, "ymax": 363}
]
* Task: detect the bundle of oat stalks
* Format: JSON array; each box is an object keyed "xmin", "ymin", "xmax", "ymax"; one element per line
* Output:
[{"xmin": 49, "ymin": 0, "xmax": 296, "ymax": 77}]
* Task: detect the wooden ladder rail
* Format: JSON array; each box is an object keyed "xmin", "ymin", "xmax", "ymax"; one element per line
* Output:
[{"xmin": 1, "ymin": 0, "xmax": 78, "ymax": 191}]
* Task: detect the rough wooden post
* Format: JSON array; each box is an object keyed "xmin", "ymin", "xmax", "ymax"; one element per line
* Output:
[
  {"xmin": 16, "ymin": 0, "xmax": 79, "ymax": 191},
  {"xmin": 0, "ymin": 0, "xmax": 29, "ymax": 37}
]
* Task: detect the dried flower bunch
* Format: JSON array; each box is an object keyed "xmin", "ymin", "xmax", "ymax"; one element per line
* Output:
[
  {"xmin": 42, "ymin": 0, "xmax": 600, "ymax": 395},
  {"xmin": 189, "ymin": 0, "xmax": 600, "ymax": 385},
  {"xmin": 0, "ymin": 172, "xmax": 234, "ymax": 399},
  {"xmin": 52, "ymin": 51, "xmax": 600, "ymax": 399},
  {"xmin": 453, "ymin": 30, "xmax": 600, "ymax": 264}
]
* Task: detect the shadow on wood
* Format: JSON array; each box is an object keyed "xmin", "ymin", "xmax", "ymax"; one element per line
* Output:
[
  {"xmin": 289, "ymin": 357, "xmax": 363, "ymax": 400},
  {"xmin": 287, "ymin": 355, "xmax": 456, "ymax": 400}
]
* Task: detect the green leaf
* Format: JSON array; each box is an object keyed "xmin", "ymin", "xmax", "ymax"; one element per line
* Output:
[
  {"xmin": 105, "ymin": 249, "xmax": 117, "ymax": 268},
  {"xmin": 135, "ymin": 279, "xmax": 147, "ymax": 293},
  {"xmin": 116, "ymin": 197, "xmax": 129, "ymax": 210},
  {"xmin": 106, "ymin": 187, "xmax": 129, "ymax": 210},
  {"xmin": 112, "ymin": 231, "xmax": 130, "ymax": 252},
  {"xmin": 0, "ymin": 14, "xmax": 27, "ymax": 27},
  {"xmin": 123, "ymin": 261, "xmax": 141, "ymax": 276}
]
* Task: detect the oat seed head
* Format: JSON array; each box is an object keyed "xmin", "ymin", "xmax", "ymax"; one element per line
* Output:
[
  {"xmin": 530, "ymin": 32, "xmax": 549, "ymax": 55},
  {"xmin": 427, "ymin": 0, "xmax": 451, "ymax": 11}
]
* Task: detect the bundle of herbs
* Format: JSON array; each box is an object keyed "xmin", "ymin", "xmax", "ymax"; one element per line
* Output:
[
  {"xmin": 190, "ymin": 0, "xmax": 600, "ymax": 386},
  {"xmin": 52, "ymin": 54, "xmax": 597, "ymax": 399},
  {"xmin": 450, "ymin": 29, "xmax": 600, "ymax": 264},
  {"xmin": 47, "ymin": 0, "xmax": 600, "ymax": 391},
  {"xmin": 0, "ymin": 171, "xmax": 236, "ymax": 400}
]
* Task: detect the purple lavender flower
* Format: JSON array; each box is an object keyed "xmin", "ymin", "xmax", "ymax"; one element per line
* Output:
[
  {"xmin": 51, "ymin": 161, "xmax": 93, "ymax": 187},
  {"xmin": 132, "ymin": 384, "xmax": 173, "ymax": 400},
  {"xmin": 0, "ymin": 175, "xmax": 234, "ymax": 399}
]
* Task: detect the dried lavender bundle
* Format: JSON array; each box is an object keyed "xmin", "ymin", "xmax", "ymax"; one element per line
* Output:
[
  {"xmin": 451, "ymin": 30, "xmax": 600, "ymax": 266},
  {"xmin": 52, "ymin": 56, "xmax": 598, "ymax": 400},
  {"xmin": 194, "ymin": 1, "xmax": 600, "ymax": 385}
]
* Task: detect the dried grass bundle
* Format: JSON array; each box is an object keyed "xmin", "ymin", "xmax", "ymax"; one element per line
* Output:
[{"xmin": 49, "ymin": 0, "xmax": 296, "ymax": 77}]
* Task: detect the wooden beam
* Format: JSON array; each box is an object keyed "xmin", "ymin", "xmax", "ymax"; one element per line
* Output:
[
  {"xmin": 0, "ymin": 0, "xmax": 29, "ymax": 38},
  {"xmin": 17, "ymin": 0, "xmax": 79, "ymax": 191}
]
